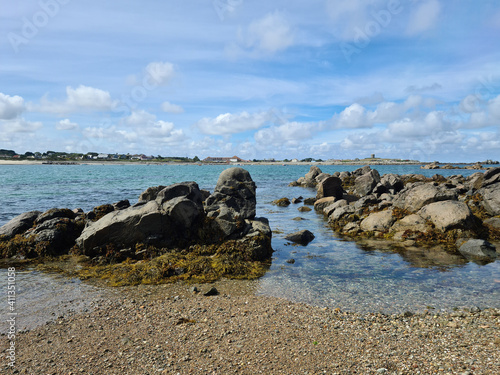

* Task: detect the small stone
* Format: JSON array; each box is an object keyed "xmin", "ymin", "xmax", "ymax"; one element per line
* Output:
[
  {"xmin": 376, "ymin": 368, "xmax": 388, "ymax": 374},
  {"xmin": 190, "ymin": 286, "xmax": 199, "ymax": 294},
  {"xmin": 298, "ymin": 206, "xmax": 312, "ymax": 212},
  {"xmin": 286, "ymin": 259, "xmax": 295, "ymax": 264},
  {"xmin": 204, "ymin": 287, "xmax": 219, "ymax": 296}
]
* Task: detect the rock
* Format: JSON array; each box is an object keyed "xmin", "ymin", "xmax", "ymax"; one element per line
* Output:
[
  {"xmin": 360, "ymin": 209, "xmax": 396, "ymax": 232},
  {"xmin": 421, "ymin": 162, "xmax": 440, "ymax": 169},
  {"xmin": 291, "ymin": 197, "xmax": 302, "ymax": 204},
  {"xmin": 352, "ymin": 165, "xmax": 372, "ymax": 177},
  {"xmin": 329, "ymin": 205, "xmax": 356, "ymax": 222},
  {"xmin": 484, "ymin": 217, "xmax": 500, "ymax": 229},
  {"xmin": 418, "ymin": 201, "xmax": 474, "ymax": 231},
  {"xmin": 467, "ymin": 172, "xmax": 484, "ymax": 191},
  {"xmin": 482, "ymin": 167, "xmax": 500, "ymax": 187},
  {"xmin": 458, "ymin": 239, "xmax": 497, "ymax": 261},
  {"xmin": 380, "ymin": 173, "xmax": 404, "ymax": 192},
  {"xmin": 35, "ymin": 208, "xmax": 76, "ymax": 225},
  {"xmin": 316, "ymin": 176, "xmax": 343, "ymax": 200},
  {"xmin": 113, "ymin": 199, "xmax": 130, "ymax": 210},
  {"xmin": 204, "ymin": 287, "xmax": 219, "ymax": 296},
  {"xmin": 315, "ymin": 173, "xmax": 331, "ymax": 184},
  {"xmin": 273, "ymin": 198, "xmax": 291, "ymax": 207},
  {"xmin": 304, "ymin": 166, "xmax": 322, "ymax": 187},
  {"xmin": 343, "ymin": 222, "xmax": 360, "ymax": 234},
  {"xmin": 355, "ymin": 170, "xmax": 381, "ymax": 196},
  {"xmin": 286, "ymin": 258, "xmax": 295, "ymax": 264},
  {"xmin": 292, "ymin": 217, "xmax": 307, "ymax": 221},
  {"xmin": 298, "ymin": 206, "xmax": 312, "ymax": 212},
  {"xmin": 156, "ymin": 182, "xmax": 203, "ymax": 206},
  {"xmin": 353, "ymin": 195, "xmax": 380, "ymax": 210},
  {"xmin": 338, "ymin": 171, "xmax": 351, "ymax": 180},
  {"xmin": 138, "ymin": 185, "xmax": 167, "ymax": 202},
  {"xmin": 284, "ymin": 230, "xmax": 315, "ymax": 245},
  {"xmin": 314, "ymin": 197, "xmax": 336, "ymax": 212},
  {"xmin": 303, "ymin": 197, "xmax": 317, "ymax": 205},
  {"xmin": 480, "ymin": 183, "xmax": 500, "ymax": 216},
  {"xmin": 0, "ymin": 211, "xmax": 41, "ymax": 239},
  {"xmin": 391, "ymin": 214, "xmax": 430, "ymax": 233},
  {"xmin": 28, "ymin": 217, "xmax": 83, "ymax": 255},
  {"xmin": 205, "ymin": 168, "xmax": 257, "ymax": 237},
  {"xmin": 324, "ymin": 199, "xmax": 347, "ymax": 217},
  {"xmin": 393, "ymin": 183, "xmax": 457, "ymax": 212}
]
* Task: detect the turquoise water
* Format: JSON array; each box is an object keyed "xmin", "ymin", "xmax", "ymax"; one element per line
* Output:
[{"xmin": 0, "ymin": 164, "xmax": 499, "ymax": 321}]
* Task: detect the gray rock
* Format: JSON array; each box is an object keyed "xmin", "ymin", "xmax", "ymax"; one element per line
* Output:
[
  {"xmin": 316, "ymin": 176, "xmax": 343, "ymax": 200},
  {"xmin": 156, "ymin": 182, "xmax": 203, "ymax": 206},
  {"xmin": 458, "ymin": 239, "xmax": 497, "ymax": 261},
  {"xmin": 418, "ymin": 201, "xmax": 474, "ymax": 231},
  {"xmin": 315, "ymin": 173, "xmax": 331, "ymax": 184},
  {"xmin": 138, "ymin": 185, "xmax": 167, "ymax": 202},
  {"xmin": 35, "ymin": 208, "xmax": 76, "ymax": 225},
  {"xmin": 353, "ymin": 195, "xmax": 380, "ymax": 210},
  {"xmin": 484, "ymin": 217, "xmax": 500, "ymax": 229},
  {"xmin": 303, "ymin": 166, "xmax": 322, "ymax": 187},
  {"xmin": 391, "ymin": 214, "xmax": 430, "ymax": 233},
  {"xmin": 0, "ymin": 211, "xmax": 41, "ymax": 239},
  {"xmin": 329, "ymin": 205, "xmax": 356, "ymax": 222},
  {"xmin": 482, "ymin": 167, "xmax": 500, "ymax": 186},
  {"xmin": 393, "ymin": 183, "xmax": 457, "ymax": 212},
  {"xmin": 284, "ymin": 230, "xmax": 315, "ymax": 245},
  {"xmin": 324, "ymin": 199, "xmax": 347, "ymax": 217},
  {"xmin": 113, "ymin": 200, "xmax": 130, "ymax": 210},
  {"xmin": 355, "ymin": 170, "xmax": 381, "ymax": 196},
  {"xmin": 380, "ymin": 173, "xmax": 404, "ymax": 192},
  {"xmin": 205, "ymin": 168, "xmax": 256, "ymax": 221},
  {"xmin": 314, "ymin": 197, "xmax": 336, "ymax": 212},
  {"xmin": 303, "ymin": 197, "xmax": 317, "ymax": 205},
  {"xmin": 480, "ymin": 182, "xmax": 500, "ymax": 216},
  {"xmin": 352, "ymin": 165, "xmax": 372, "ymax": 177},
  {"xmin": 360, "ymin": 209, "xmax": 395, "ymax": 232}
]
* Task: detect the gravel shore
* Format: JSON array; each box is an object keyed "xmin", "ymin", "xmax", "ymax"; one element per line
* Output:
[{"xmin": 2, "ymin": 279, "xmax": 500, "ymax": 375}]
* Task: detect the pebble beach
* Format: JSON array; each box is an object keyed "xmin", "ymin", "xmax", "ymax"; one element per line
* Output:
[{"xmin": 2, "ymin": 279, "xmax": 500, "ymax": 375}]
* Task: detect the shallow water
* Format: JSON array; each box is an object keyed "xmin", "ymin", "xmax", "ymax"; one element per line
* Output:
[{"xmin": 0, "ymin": 163, "xmax": 498, "ymax": 329}]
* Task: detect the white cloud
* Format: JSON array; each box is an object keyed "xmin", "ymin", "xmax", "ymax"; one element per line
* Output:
[
  {"xmin": 254, "ymin": 121, "xmax": 320, "ymax": 145},
  {"xmin": 145, "ymin": 62, "xmax": 175, "ymax": 86},
  {"xmin": 56, "ymin": 119, "xmax": 79, "ymax": 130},
  {"xmin": 406, "ymin": 0, "xmax": 442, "ymax": 35},
  {"xmin": 122, "ymin": 110, "xmax": 179, "ymax": 139},
  {"xmin": 196, "ymin": 110, "xmax": 273, "ymax": 135},
  {"xmin": 124, "ymin": 110, "xmax": 156, "ymax": 126},
  {"xmin": 332, "ymin": 103, "xmax": 372, "ymax": 129},
  {"xmin": 488, "ymin": 95, "xmax": 500, "ymax": 119},
  {"xmin": 1, "ymin": 118, "xmax": 43, "ymax": 133},
  {"xmin": 38, "ymin": 85, "xmax": 117, "ymax": 114},
  {"xmin": 0, "ymin": 93, "xmax": 25, "ymax": 120},
  {"xmin": 235, "ymin": 11, "xmax": 294, "ymax": 55},
  {"xmin": 161, "ymin": 101, "xmax": 184, "ymax": 114}
]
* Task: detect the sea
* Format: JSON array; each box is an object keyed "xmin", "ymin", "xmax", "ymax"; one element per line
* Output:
[{"xmin": 0, "ymin": 163, "xmax": 499, "ymax": 330}]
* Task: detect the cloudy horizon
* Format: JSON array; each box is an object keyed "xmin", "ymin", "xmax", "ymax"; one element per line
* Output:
[{"xmin": 1, "ymin": 0, "xmax": 499, "ymax": 162}]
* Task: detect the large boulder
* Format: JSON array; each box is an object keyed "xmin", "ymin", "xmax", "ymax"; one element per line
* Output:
[
  {"xmin": 479, "ymin": 183, "xmax": 500, "ymax": 216},
  {"xmin": 77, "ymin": 182, "xmax": 206, "ymax": 255},
  {"xmin": 205, "ymin": 168, "xmax": 257, "ymax": 237},
  {"xmin": 393, "ymin": 183, "xmax": 457, "ymax": 212},
  {"xmin": 0, "ymin": 211, "xmax": 41, "ymax": 239},
  {"xmin": 418, "ymin": 201, "xmax": 474, "ymax": 231},
  {"xmin": 379, "ymin": 173, "xmax": 404, "ymax": 193},
  {"xmin": 316, "ymin": 176, "xmax": 343, "ymax": 200},
  {"xmin": 360, "ymin": 209, "xmax": 395, "ymax": 232},
  {"xmin": 482, "ymin": 167, "xmax": 500, "ymax": 187},
  {"xmin": 304, "ymin": 166, "xmax": 322, "ymax": 187},
  {"xmin": 138, "ymin": 185, "xmax": 167, "ymax": 202},
  {"xmin": 391, "ymin": 214, "xmax": 430, "ymax": 233},
  {"xmin": 355, "ymin": 170, "xmax": 381, "ymax": 196}
]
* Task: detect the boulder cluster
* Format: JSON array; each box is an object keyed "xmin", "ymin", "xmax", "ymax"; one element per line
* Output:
[
  {"xmin": 0, "ymin": 168, "xmax": 272, "ymax": 266},
  {"xmin": 291, "ymin": 166, "xmax": 500, "ymax": 262}
]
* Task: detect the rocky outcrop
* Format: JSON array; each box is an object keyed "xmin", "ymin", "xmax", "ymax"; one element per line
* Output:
[
  {"xmin": 290, "ymin": 165, "xmax": 500, "ymax": 256},
  {"xmin": 316, "ymin": 176, "xmax": 343, "ymax": 200},
  {"xmin": 0, "ymin": 211, "xmax": 41, "ymax": 240},
  {"xmin": 1, "ymin": 168, "xmax": 273, "ymax": 268}
]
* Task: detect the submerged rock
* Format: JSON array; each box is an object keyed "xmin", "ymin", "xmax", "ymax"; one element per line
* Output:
[{"xmin": 285, "ymin": 230, "xmax": 315, "ymax": 245}]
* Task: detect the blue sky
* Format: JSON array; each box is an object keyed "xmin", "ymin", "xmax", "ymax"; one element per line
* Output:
[{"xmin": 1, "ymin": 0, "xmax": 499, "ymax": 162}]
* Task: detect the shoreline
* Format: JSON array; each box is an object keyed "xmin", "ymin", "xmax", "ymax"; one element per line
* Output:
[
  {"xmin": 0, "ymin": 159, "xmax": 491, "ymax": 167},
  {"xmin": 2, "ymin": 279, "xmax": 499, "ymax": 374}
]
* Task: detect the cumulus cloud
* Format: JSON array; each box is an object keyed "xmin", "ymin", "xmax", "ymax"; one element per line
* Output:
[
  {"xmin": 122, "ymin": 110, "xmax": 180, "ymax": 140},
  {"xmin": 38, "ymin": 85, "xmax": 117, "ymax": 114},
  {"xmin": 406, "ymin": 0, "xmax": 442, "ymax": 35},
  {"xmin": 196, "ymin": 110, "xmax": 273, "ymax": 135},
  {"xmin": 56, "ymin": 119, "xmax": 79, "ymax": 130},
  {"xmin": 161, "ymin": 101, "xmax": 184, "ymax": 114},
  {"xmin": 332, "ymin": 103, "xmax": 372, "ymax": 129},
  {"xmin": 254, "ymin": 121, "xmax": 320, "ymax": 145},
  {"xmin": 0, "ymin": 93, "xmax": 25, "ymax": 119}
]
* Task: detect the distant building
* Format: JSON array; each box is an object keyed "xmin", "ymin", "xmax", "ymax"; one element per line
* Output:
[
  {"xmin": 203, "ymin": 155, "xmax": 248, "ymax": 163},
  {"xmin": 291, "ymin": 159, "xmax": 299, "ymax": 163},
  {"xmin": 97, "ymin": 153, "xmax": 109, "ymax": 159}
]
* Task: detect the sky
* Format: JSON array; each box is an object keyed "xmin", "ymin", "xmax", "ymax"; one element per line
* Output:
[{"xmin": 1, "ymin": 0, "xmax": 500, "ymax": 162}]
